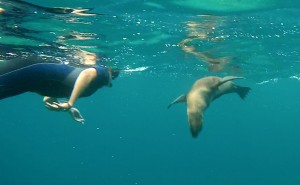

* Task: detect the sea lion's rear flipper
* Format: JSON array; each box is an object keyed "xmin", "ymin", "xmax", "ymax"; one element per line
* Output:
[
  {"xmin": 209, "ymin": 76, "xmax": 244, "ymax": 89},
  {"xmin": 167, "ymin": 94, "xmax": 186, "ymax": 109},
  {"xmin": 219, "ymin": 76, "xmax": 251, "ymax": 99},
  {"xmin": 220, "ymin": 76, "xmax": 244, "ymax": 85},
  {"xmin": 235, "ymin": 85, "xmax": 251, "ymax": 99},
  {"xmin": 212, "ymin": 76, "xmax": 244, "ymax": 88}
]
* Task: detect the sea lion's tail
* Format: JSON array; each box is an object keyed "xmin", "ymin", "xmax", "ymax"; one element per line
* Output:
[{"xmin": 236, "ymin": 86, "xmax": 251, "ymax": 100}]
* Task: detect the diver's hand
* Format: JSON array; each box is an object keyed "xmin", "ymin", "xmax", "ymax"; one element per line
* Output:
[
  {"xmin": 44, "ymin": 97, "xmax": 59, "ymax": 111},
  {"xmin": 68, "ymin": 107, "xmax": 85, "ymax": 124},
  {"xmin": 45, "ymin": 101, "xmax": 72, "ymax": 111}
]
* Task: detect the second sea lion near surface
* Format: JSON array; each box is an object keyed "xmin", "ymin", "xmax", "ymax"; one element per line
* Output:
[{"xmin": 168, "ymin": 76, "xmax": 251, "ymax": 138}]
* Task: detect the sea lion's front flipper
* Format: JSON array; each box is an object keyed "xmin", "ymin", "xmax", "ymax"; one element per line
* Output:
[{"xmin": 167, "ymin": 94, "xmax": 186, "ymax": 109}]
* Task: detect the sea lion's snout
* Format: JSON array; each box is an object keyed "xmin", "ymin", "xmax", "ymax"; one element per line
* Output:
[{"xmin": 188, "ymin": 112, "xmax": 203, "ymax": 138}]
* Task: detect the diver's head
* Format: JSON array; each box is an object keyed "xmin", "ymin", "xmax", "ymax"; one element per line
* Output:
[
  {"xmin": 107, "ymin": 68, "xmax": 120, "ymax": 87},
  {"xmin": 109, "ymin": 68, "xmax": 120, "ymax": 80}
]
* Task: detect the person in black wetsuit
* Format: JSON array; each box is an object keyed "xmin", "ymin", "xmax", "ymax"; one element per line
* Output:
[{"xmin": 0, "ymin": 57, "xmax": 120, "ymax": 123}]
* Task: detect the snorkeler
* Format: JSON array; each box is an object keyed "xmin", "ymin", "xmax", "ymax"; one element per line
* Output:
[{"xmin": 0, "ymin": 57, "xmax": 120, "ymax": 124}]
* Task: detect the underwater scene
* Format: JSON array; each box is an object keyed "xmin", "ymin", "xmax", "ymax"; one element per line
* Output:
[{"xmin": 0, "ymin": 0, "xmax": 300, "ymax": 184}]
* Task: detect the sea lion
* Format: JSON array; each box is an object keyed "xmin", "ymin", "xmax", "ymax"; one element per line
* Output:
[{"xmin": 168, "ymin": 76, "xmax": 251, "ymax": 138}]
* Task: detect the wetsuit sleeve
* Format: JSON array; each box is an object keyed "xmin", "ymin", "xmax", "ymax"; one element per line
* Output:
[{"xmin": 91, "ymin": 65, "xmax": 110, "ymax": 88}]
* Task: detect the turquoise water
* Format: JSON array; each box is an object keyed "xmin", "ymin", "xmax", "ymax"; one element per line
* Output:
[{"xmin": 1, "ymin": 0, "xmax": 300, "ymax": 185}]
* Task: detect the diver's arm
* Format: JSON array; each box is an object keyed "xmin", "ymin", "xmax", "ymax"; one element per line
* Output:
[
  {"xmin": 68, "ymin": 68, "xmax": 97, "ymax": 106},
  {"xmin": 47, "ymin": 68, "xmax": 97, "ymax": 111},
  {"xmin": 44, "ymin": 68, "xmax": 97, "ymax": 111}
]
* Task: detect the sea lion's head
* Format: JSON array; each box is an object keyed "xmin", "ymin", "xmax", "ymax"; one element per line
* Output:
[{"xmin": 187, "ymin": 111, "xmax": 203, "ymax": 138}]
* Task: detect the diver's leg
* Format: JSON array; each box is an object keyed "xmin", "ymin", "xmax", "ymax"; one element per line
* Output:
[{"xmin": 0, "ymin": 56, "xmax": 43, "ymax": 75}]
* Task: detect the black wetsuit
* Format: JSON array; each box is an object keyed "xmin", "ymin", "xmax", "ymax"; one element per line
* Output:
[{"xmin": 0, "ymin": 62, "xmax": 110, "ymax": 100}]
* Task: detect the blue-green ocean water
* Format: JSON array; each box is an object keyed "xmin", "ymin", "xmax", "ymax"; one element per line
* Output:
[{"xmin": 1, "ymin": 0, "xmax": 300, "ymax": 185}]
